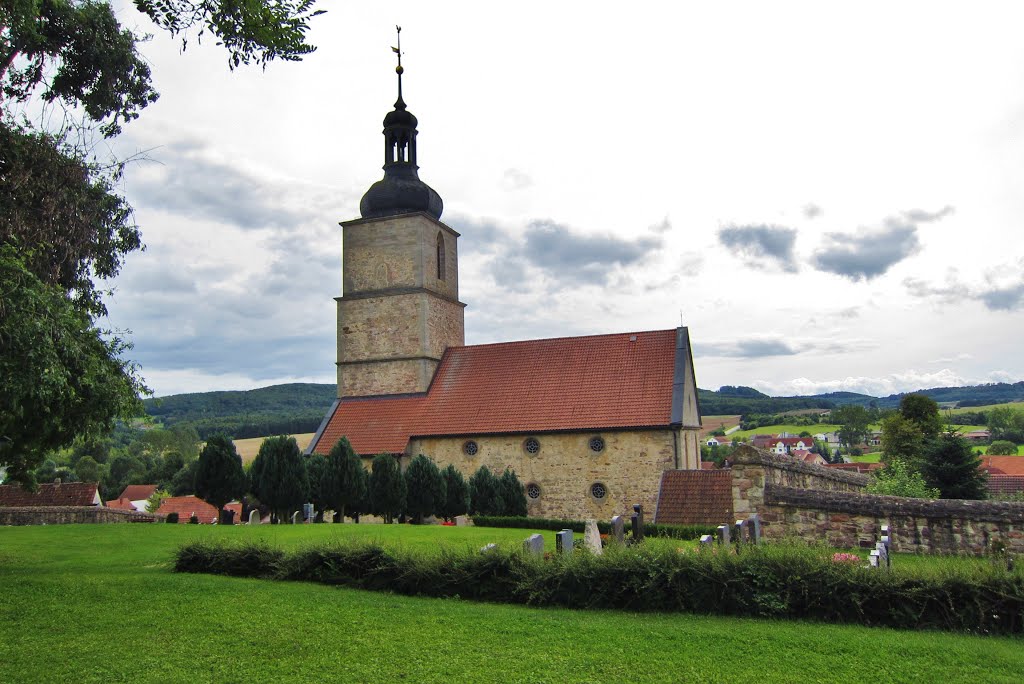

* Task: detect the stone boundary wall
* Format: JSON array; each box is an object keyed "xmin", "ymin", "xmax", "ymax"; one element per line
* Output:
[
  {"xmin": 728, "ymin": 445, "xmax": 1024, "ymax": 554},
  {"xmin": 0, "ymin": 506, "xmax": 162, "ymax": 526}
]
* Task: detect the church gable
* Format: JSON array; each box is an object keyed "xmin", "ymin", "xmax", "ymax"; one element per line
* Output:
[{"xmin": 310, "ymin": 327, "xmax": 699, "ymax": 456}]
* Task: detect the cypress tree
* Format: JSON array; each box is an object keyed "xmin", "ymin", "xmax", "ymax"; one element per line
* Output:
[
  {"xmin": 306, "ymin": 453, "xmax": 329, "ymax": 522},
  {"xmin": 404, "ymin": 454, "xmax": 445, "ymax": 524},
  {"xmin": 252, "ymin": 435, "xmax": 309, "ymax": 522},
  {"xmin": 468, "ymin": 465, "xmax": 503, "ymax": 516},
  {"xmin": 438, "ymin": 464, "xmax": 469, "ymax": 522},
  {"xmin": 368, "ymin": 454, "xmax": 405, "ymax": 524},
  {"xmin": 193, "ymin": 435, "xmax": 245, "ymax": 522},
  {"xmin": 325, "ymin": 437, "xmax": 367, "ymax": 520},
  {"xmin": 499, "ymin": 468, "xmax": 528, "ymax": 517}
]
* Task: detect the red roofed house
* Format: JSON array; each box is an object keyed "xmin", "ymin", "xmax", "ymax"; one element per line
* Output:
[
  {"xmin": 0, "ymin": 481, "xmax": 102, "ymax": 507},
  {"xmin": 305, "ymin": 67, "xmax": 703, "ymax": 521},
  {"xmin": 118, "ymin": 484, "xmax": 158, "ymax": 512},
  {"xmin": 156, "ymin": 496, "xmax": 243, "ymax": 524}
]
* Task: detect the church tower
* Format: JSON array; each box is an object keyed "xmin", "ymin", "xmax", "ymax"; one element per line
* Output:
[{"xmin": 336, "ymin": 29, "xmax": 465, "ymax": 398}]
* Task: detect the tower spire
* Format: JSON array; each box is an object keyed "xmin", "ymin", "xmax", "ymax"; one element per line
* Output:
[{"xmin": 391, "ymin": 25, "xmax": 405, "ymax": 107}]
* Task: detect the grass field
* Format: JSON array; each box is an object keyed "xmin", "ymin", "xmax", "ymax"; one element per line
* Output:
[
  {"xmin": 233, "ymin": 432, "xmax": 315, "ymax": 464},
  {"xmin": 947, "ymin": 402, "xmax": 1024, "ymax": 414},
  {"xmin": 728, "ymin": 423, "xmax": 843, "ymax": 440},
  {"xmin": 1, "ymin": 525, "xmax": 1022, "ymax": 683}
]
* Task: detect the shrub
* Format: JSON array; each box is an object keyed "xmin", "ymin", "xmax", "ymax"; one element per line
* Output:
[
  {"xmin": 165, "ymin": 512, "xmax": 179, "ymax": 524},
  {"xmin": 188, "ymin": 514, "xmax": 199, "ymax": 524},
  {"xmin": 470, "ymin": 516, "xmax": 715, "ymax": 540},
  {"xmin": 175, "ymin": 538, "xmax": 1024, "ymax": 634}
]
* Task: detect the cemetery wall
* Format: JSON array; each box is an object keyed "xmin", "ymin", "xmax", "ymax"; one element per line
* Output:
[
  {"xmin": 0, "ymin": 506, "xmax": 162, "ymax": 525},
  {"xmin": 729, "ymin": 445, "xmax": 1024, "ymax": 554},
  {"xmin": 411, "ymin": 428, "xmax": 681, "ymax": 520}
]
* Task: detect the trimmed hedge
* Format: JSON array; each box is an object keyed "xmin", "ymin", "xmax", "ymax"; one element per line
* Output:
[
  {"xmin": 471, "ymin": 516, "xmax": 715, "ymax": 540},
  {"xmin": 175, "ymin": 539, "xmax": 1024, "ymax": 634}
]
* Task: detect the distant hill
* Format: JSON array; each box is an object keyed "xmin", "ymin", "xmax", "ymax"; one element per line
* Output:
[
  {"xmin": 144, "ymin": 383, "xmax": 336, "ymax": 439},
  {"xmin": 143, "ymin": 380, "xmax": 1023, "ymax": 440}
]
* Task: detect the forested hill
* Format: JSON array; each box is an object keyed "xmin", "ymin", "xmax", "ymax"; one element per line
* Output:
[
  {"xmin": 144, "ymin": 381, "xmax": 1024, "ymax": 439},
  {"xmin": 143, "ymin": 383, "xmax": 336, "ymax": 439}
]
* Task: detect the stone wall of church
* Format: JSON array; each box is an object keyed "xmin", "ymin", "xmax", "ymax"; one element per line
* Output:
[
  {"xmin": 338, "ymin": 357, "xmax": 435, "ymax": 397},
  {"xmin": 408, "ymin": 429, "xmax": 680, "ymax": 520},
  {"xmin": 337, "ymin": 294, "xmax": 424, "ymax": 361}
]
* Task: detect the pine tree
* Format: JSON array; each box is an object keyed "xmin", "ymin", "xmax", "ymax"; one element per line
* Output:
[
  {"xmin": 193, "ymin": 435, "xmax": 245, "ymax": 522},
  {"xmin": 921, "ymin": 432, "xmax": 988, "ymax": 500},
  {"xmin": 438, "ymin": 464, "xmax": 469, "ymax": 522},
  {"xmin": 305, "ymin": 453, "xmax": 329, "ymax": 522},
  {"xmin": 368, "ymin": 454, "xmax": 405, "ymax": 524}
]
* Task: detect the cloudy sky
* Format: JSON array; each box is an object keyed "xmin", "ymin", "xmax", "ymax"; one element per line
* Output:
[{"xmin": 95, "ymin": 1, "xmax": 1024, "ymax": 398}]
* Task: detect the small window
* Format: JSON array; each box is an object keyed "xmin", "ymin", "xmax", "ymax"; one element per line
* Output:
[
  {"xmin": 463, "ymin": 440, "xmax": 478, "ymax": 456},
  {"xmin": 590, "ymin": 482, "xmax": 607, "ymax": 500},
  {"xmin": 436, "ymin": 232, "xmax": 446, "ymax": 281},
  {"xmin": 526, "ymin": 483, "xmax": 541, "ymax": 499},
  {"xmin": 523, "ymin": 437, "xmax": 540, "ymax": 455},
  {"xmin": 589, "ymin": 436, "xmax": 605, "ymax": 453}
]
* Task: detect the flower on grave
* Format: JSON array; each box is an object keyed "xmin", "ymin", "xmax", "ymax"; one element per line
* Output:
[{"xmin": 831, "ymin": 552, "xmax": 861, "ymax": 564}]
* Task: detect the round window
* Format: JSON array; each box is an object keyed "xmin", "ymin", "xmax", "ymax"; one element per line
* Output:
[
  {"xmin": 589, "ymin": 436, "xmax": 605, "ymax": 453},
  {"xmin": 590, "ymin": 482, "xmax": 607, "ymax": 500},
  {"xmin": 526, "ymin": 483, "xmax": 541, "ymax": 499},
  {"xmin": 463, "ymin": 440, "xmax": 478, "ymax": 456},
  {"xmin": 524, "ymin": 437, "xmax": 540, "ymax": 454}
]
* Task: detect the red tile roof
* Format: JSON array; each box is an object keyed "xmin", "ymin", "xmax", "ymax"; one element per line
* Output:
[
  {"xmin": 987, "ymin": 475, "xmax": 1024, "ymax": 496},
  {"xmin": 105, "ymin": 497, "xmax": 139, "ymax": 511},
  {"xmin": 313, "ymin": 329, "xmax": 681, "ymax": 455},
  {"xmin": 156, "ymin": 496, "xmax": 243, "ymax": 524},
  {"xmin": 654, "ymin": 470, "xmax": 734, "ymax": 525},
  {"xmin": 119, "ymin": 484, "xmax": 158, "ymax": 501},
  {"xmin": 0, "ymin": 482, "xmax": 101, "ymax": 507},
  {"xmin": 980, "ymin": 456, "xmax": 1024, "ymax": 476}
]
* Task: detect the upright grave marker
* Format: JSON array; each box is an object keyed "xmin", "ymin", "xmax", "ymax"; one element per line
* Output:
[
  {"xmin": 248, "ymin": 509, "xmax": 260, "ymax": 525},
  {"xmin": 523, "ymin": 534, "xmax": 544, "ymax": 556},
  {"xmin": 610, "ymin": 515, "xmax": 625, "ymax": 545},
  {"xmin": 556, "ymin": 529, "xmax": 574, "ymax": 554},
  {"xmin": 583, "ymin": 519, "xmax": 603, "ymax": 555},
  {"xmin": 631, "ymin": 504, "xmax": 645, "ymax": 543}
]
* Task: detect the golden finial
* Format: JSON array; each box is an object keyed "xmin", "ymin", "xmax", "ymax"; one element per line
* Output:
[{"xmin": 392, "ymin": 26, "xmax": 403, "ymax": 75}]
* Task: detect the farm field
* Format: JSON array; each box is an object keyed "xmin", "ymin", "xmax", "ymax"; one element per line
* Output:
[
  {"xmin": 947, "ymin": 401, "xmax": 1024, "ymax": 414},
  {"xmin": 1, "ymin": 525, "xmax": 1022, "ymax": 683},
  {"xmin": 728, "ymin": 424, "xmax": 842, "ymax": 440},
  {"xmin": 233, "ymin": 432, "xmax": 314, "ymax": 464}
]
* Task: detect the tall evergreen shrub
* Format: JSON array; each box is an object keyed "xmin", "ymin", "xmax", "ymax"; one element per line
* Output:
[
  {"xmin": 193, "ymin": 435, "xmax": 245, "ymax": 520},
  {"xmin": 250, "ymin": 435, "xmax": 309, "ymax": 522},
  {"xmin": 404, "ymin": 454, "xmax": 445, "ymax": 523},
  {"xmin": 498, "ymin": 468, "xmax": 528, "ymax": 516},
  {"xmin": 324, "ymin": 437, "xmax": 368, "ymax": 520},
  {"xmin": 438, "ymin": 464, "xmax": 469, "ymax": 521},
  {"xmin": 368, "ymin": 454, "xmax": 405, "ymax": 523},
  {"xmin": 469, "ymin": 465, "xmax": 503, "ymax": 515}
]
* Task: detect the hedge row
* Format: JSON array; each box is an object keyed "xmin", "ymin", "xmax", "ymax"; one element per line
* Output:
[
  {"xmin": 175, "ymin": 540, "xmax": 1024, "ymax": 634},
  {"xmin": 470, "ymin": 516, "xmax": 716, "ymax": 540}
]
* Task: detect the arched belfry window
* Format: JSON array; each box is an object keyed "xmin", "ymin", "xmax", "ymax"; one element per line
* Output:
[{"xmin": 436, "ymin": 232, "xmax": 446, "ymax": 281}]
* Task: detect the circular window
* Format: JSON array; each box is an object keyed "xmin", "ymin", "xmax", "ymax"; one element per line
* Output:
[
  {"xmin": 590, "ymin": 482, "xmax": 607, "ymax": 500},
  {"xmin": 463, "ymin": 440, "xmax": 478, "ymax": 456},
  {"xmin": 526, "ymin": 483, "xmax": 541, "ymax": 499},
  {"xmin": 524, "ymin": 437, "xmax": 540, "ymax": 454},
  {"xmin": 589, "ymin": 436, "xmax": 605, "ymax": 453}
]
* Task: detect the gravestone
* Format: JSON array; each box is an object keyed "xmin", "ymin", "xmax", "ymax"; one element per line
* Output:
[
  {"xmin": 631, "ymin": 504, "xmax": 645, "ymax": 543},
  {"xmin": 523, "ymin": 534, "xmax": 544, "ymax": 556},
  {"xmin": 583, "ymin": 519, "xmax": 603, "ymax": 555},
  {"xmin": 734, "ymin": 519, "xmax": 748, "ymax": 548},
  {"xmin": 717, "ymin": 523, "xmax": 730, "ymax": 545},
  {"xmin": 748, "ymin": 514, "xmax": 762, "ymax": 544},
  {"xmin": 454, "ymin": 515, "xmax": 469, "ymax": 527},
  {"xmin": 248, "ymin": 509, "xmax": 259, "ymax": 525},
  {"xmin": 480, "ymin": 543, "xmax": 498, "ymax": 553},
  {"xmin": 556, "ymin": 529, "xmax": 574, "ymax": 554},
  {"xmin": 303, "ymin": 503, "xmax": 314, "ymax": 523},
  {"xmin": 291, "ymin": 511, "xmax": 301, "ymax": 525},
  {"xmin": 699, "ymin": 534, "xmax": 714, "ymax": 547},
  {"xmin": 610, "ymin": 516, "xmax": 625, "ymax": 545},
  {"xmin": 869, "ymin": 550, "xmax": 880, "ymax": 568},
  {"xmin": 875, "ymin": 541, "xmax": 890, "ymax": 569}
]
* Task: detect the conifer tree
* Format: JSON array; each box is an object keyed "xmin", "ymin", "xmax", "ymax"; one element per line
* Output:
[
  {"xmin": 368, "ymin": 454, "xmax": 405, "ymax": 524},
  {"xmin": 404, "ymin": 454, "xmax": 445, "ymax": 524},
  {"xmin": 324, "ymin": 437, "xmax": 367, "ymax": 521},
  {"xmin": 193, "ymin": 434, "xmax": 245, "ymax": 522},
  {"xmin": 468, "ymin": 465, "xmax": 503, "ymax": 516},
  {"xmin": 250, "ymin": 435, "xmax": 309, "ymax": 522},
  {"xmin": 305, "ymin": 453, "xmax": 329, "ymax": 522},
  {"xmin": 921, "ymin": 432, "xmax": 988, "ymax": 500},
  {"xmin": 498, "ymin": 468, "xmax": 528, "ymax": 516},
  {"xmin": 438, "ymin": 464, "xmax": 469, "ymax": 522}
]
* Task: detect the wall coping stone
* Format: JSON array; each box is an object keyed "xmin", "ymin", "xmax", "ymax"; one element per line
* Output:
[
  {"xmin": 731, "ymin": 445, "xmax": 869, "ymax": 487},
  {"xmin": 767, "ymin": 485, "xmax": 1024, "ymax": 523}
]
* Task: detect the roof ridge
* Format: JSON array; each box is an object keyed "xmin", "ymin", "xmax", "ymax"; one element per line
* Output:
[{"xmin": 450, "ymin": 328, "xmax": 678, "ymax": 351}]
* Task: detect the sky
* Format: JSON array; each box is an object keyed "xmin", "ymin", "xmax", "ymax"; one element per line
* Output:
[{"xmin": 88, "ymin": 1, "xmax": 1024, "ymax": 399}]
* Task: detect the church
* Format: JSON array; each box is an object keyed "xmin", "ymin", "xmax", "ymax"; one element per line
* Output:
[{"xmin": 306, "ymin": 47, "xmax": 702, "ymax": 520}]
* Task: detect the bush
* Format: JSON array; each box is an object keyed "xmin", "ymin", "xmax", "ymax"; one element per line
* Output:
[
  {"xmin": 175, "ymin": 539, "xmax": 1024, "ymax": 634},
  {"xmin": 165, "ymin": 512, "xmax": 179, "ymax": 524},
  {"xmin": 188, "ymin": 514, "xmax": 199, "ymax": 524},
  {"xmin": 471, "ymin": 516, "xmax": 715, "ymax": 540}
]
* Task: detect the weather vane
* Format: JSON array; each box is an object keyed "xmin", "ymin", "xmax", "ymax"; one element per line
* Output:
[{"xmin": 392, "ymin": 25, "xmax": 404, "ymax": 101}]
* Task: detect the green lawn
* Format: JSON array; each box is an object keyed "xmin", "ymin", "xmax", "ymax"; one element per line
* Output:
[{"xmin": 1, "ymin": 524, "xmax": 1022, "ymax": 683}]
